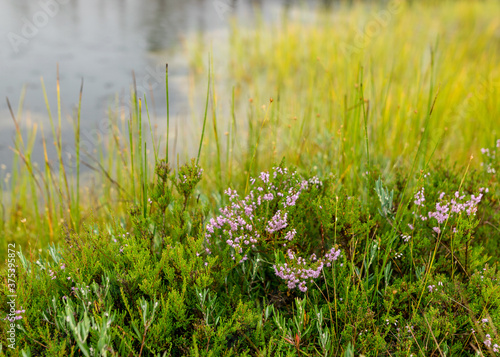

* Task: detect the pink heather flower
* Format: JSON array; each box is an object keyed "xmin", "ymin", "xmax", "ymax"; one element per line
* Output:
[
  {"xmin": 208, "ymin": 167, "xmax": 335, "ymax": 293},
  {"xmin": 274, "ymin": 248, "xmax": 340, "ymax": 292},
  {"xmin": 224, "ymin": 188, "xmax": 239, "ymax": 200},
  {"xmin": 266, "ymin": 211, "xmax": 288, "ymax": 233},
  {"xmin": 4, "ymin": 308, "xmax": 26, "ymax": 321},
  {"xmin": 285, "ymin": 192, "xmax": 300, "ymax": 207},
  {"xmin": 482, "ymin": 318, "xmax": 488, "ymax": 323},
  {"xmin": 428, "ymin": 285, "xmax": 436, "ymax": 293},
  {"xmin": 284, "ymin": 229, "xmax": 297, "ymax": 241},
  {"xmin": 60, "ymin": 264, "xmax": 66, "ymax": 270},
  {"xmin": 429, "ymin": 202, "xmax": 450, "ymax": 224},
  {"xmin": 259, "ymin": 171, "xmax": 270, "ymax": 183},
  {"xmin": 408, "ymin": 223, "xmax": 414, "ymax": 230},
  {"xmin": 263, "ymin": 193, "xmax": 274, "ymax": 201},
  {"xmin": 244, "ymin": 205, "xmax": 253, "ymax": 217},
  {"xmin": 414, "ymin": 188, "xmax": 425, "ymax": 206},
  {"xmin": 308, "ymin": 176, "xmax": 322, "ymax": 186},
  {"xmin": 433, "ymin": 227, "xmax": 441, "ymax": 234},
  {"xmin": 49, "ymin": 269, "xmax": 57, "ymax": 280},
  {"xmin": 324, "ymin": 247, "xmax": 341, "ymax": 262}
]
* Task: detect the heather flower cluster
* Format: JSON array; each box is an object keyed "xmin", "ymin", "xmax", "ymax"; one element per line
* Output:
[
  {"xmin": 480, "ymin": 139, "xmax": 499, "ymax": 174},
  {"xmin": 205, "ymin": 166, "xmax": 321, "ymax": 255},
  {"xmin": 414, "ymin": 187, "xmax": 425, "ymax": 206},
  {"xmin": 205, "ymin": 166, "xmax": 340, "ymax": 291},
  {"xmin": 401, "ymin": 234, "xmax": 411, "ymax": 243},
  {"xmin": 427, "ymin": 281, "xmax": 443, "ymax": 293},
  {"xmin": 48, "ymin": 268, "xmax": 57, "ymax": 280},
  {"xmin": 273, "ymin": 247, "xmax": 342, "ymax": 292},
  {"xmin": 483, "ymin": 334, "xmax": 499, "ymax": 352},
  {"xmin": 412, "ymin": 186, "xmax": 486, "ymax": 235},
  {"xmin": 3, "ymin": 308, "xmax": 25, "ymax": 321},
  {"xmin": 478, "ymin": 313, "xmax": 500, "ymax": 352}
]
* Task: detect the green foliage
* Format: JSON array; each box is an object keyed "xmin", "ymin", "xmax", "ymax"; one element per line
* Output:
[{"xmin": 1, "ymin": 155, "xmax": 499, "ymax": 356}]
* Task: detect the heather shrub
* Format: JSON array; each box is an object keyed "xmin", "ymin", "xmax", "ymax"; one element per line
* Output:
[
  {"xmin": 2, "ymin": 155, "xmax": 499, "ymax": 356},
  {"xmin": 205, "ymin": 163, "xmax": 344, "ymax": 293}
]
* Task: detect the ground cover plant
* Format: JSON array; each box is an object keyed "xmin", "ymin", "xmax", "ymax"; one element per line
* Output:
[
  {"xmin": 2, "ymin": 155, "xmax": 500, "ymax": 356},
  {"xmin": 1, "ymin": 0, "xmax": 500, "ymax": 355}
]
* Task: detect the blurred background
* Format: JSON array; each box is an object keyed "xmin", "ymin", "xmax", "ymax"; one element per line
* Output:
[{"xmin": 0, "ymin": 0, "xmax": 332, "ymax": 169}]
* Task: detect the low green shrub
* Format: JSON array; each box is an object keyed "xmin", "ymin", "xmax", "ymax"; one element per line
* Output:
[{"xmin": 1, "ymin": 149, "xmax": 499, "ymax": 356}]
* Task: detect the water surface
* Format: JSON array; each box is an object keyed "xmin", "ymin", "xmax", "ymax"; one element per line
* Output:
[{"xmin": 0, "ymin": 0, "xmax": 332, "ymax": 170}]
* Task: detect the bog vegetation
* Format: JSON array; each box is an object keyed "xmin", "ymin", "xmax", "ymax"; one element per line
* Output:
[{"xmin": 1, "ymin": 0, "xmax": 499, "ymax": 356}]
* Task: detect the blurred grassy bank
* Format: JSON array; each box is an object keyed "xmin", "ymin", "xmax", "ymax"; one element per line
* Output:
[{"xmin": 1, "ymin": 0, "xmax": 499, "ymax": 262}]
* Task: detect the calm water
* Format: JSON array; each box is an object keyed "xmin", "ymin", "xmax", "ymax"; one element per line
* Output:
[{"xmin": 0, "ymin": 0, "xmax": 334, "ymax": 170}]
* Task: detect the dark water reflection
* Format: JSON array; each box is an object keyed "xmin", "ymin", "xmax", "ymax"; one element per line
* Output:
[{"xmin": 0, "ymin": 0, "xmax": 339, "ymax": 169}]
